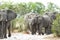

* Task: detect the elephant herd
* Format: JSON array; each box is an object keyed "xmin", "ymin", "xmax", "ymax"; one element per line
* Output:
[
  {"xmin": 0, "ymin": 9, "xmax": 58, "ymax": 39},
  {"xmin": 0, "ymin": 9, "xmax": 17, "ymax": 38},
  {"xmin": 24, "ymin": 12, "xmax": 58, "ymax": 35}
]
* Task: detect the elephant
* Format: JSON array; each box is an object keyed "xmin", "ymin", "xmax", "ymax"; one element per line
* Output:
[
  {"xmin": 41, "ymin": 11, "xmax": 58, "ymax": 35},
  {"xmin": 31, "ymin": 12, "xmax": 58, "ymax": 35},
  {"xmin": 24, "ymin": 12, "xmax": 43, "ymax": 35},
  {"xmin": 0, "ymin": 21, "xmax": 4, "ymax": 39},
  {"xmin": 0, "ymin": 9, "xmax": 17, "ymax": 38},
  {"xmin": 29, "ymin": 15, "xmax": 43, "ymax": 35},
  {"xmin": 4, "ymin": 9, "xmax": 17, "ymax": 38},
  {"xmin": 24, "ymin": 13, "xmax": 37, "ymax": 34},
  {"xmin": 0, "ymin": 10, "xmax": 7, "ymax": 38},
  {"xmin": 44, "ymin": 12, "xmax": 57, "ymax": 21},
  {"xmin": 42, "ymin": 14, "xmax": 52, "ymax": 34},
  {"xmin": 24, "ymin": 12, "xmax": 58, "ymax": 35}
]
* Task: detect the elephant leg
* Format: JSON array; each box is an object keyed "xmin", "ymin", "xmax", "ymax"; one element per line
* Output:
[
  {"xmin": 38, "ymin": 28, "xmax": 42, "ymax": 35},
  {"xmin": 45, "ymin": 26, "xmax": 51, "ymax": 35},
  {"xmin": 8, "ymin": 27, "xmax": 11, "ymax": 37},
  {"xmin": 45, "ymin": 27, "xmax": 48, "ymax": 34},
  {"xmin": 31, "ymin": 25, "xmax": 36, "ymax": 35},
  {"xmin": 8, "ymin": 22, "xmax": 11, "ymax": 37},
  {"xmin": 32, "ymin": 29, "xmax": 36, "ymax": 35},
  {"xmin": 47, "ymin": 26, "xmax": 52, "ymax": 34},
  {"xmin": 4, "ymin": 26, "xmax": 7, "ymax": 38},
  {"xmin": 34, "ymin": 25, "xmax": 36, "ymax": 34},
  {"xmin": 38, "ymin": 24, "xmax": 42, "ymax": 35},
  {"xmin": 31, "ymin": 26, "xmax": 35, "ymax": 35},
  {"xmin": 41, "ymin": 27, "xmax": 44, "ymax": 35},
  {"xmin": 0, "ymin": 22, "xmax": 4, "ymax": 39},
  {"xmin": 3, "ymin": 22, "xmax": 7, "ymax": 38}
]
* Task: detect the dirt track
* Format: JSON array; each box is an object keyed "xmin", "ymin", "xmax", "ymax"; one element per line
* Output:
[{"xmin": 0, "ymin": 33, "xmax": 60, "ymax": 40}]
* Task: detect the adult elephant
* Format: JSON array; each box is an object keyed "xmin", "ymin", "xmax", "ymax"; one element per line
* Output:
[
  {"xmin": 0, "ymin": 9, "xmax": 17, "ymax": 38},
  {"xmin": 4, "ymin": 9, "xmax": 17, "ymax": 38},
  {"xmin": 41, "ymin": 12, "xmax": 58, "ymax": 34},
  {"xmin": 42, "ymin": 14, "xmax": 52, "ymax": 34}
]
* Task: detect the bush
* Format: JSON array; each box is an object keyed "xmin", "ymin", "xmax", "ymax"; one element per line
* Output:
[
  {"xmin": 52, "ymin": 14, "xmax": 60, "ymax": 37},
  {"xmin": 15, "ymin": 16, "xmax": 28, "ymax": 32}
]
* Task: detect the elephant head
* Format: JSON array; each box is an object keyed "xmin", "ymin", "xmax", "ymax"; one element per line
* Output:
[
  {"xmin": 51, "ymin": 12, "xmax": 58, "ymax": 20},
  {"xmin": 6, "ymin": 9, "xmax": 17, "ymax": 21},
  {"xmin": 0, "ymin": 9, "xmax": 17, "ymax": 21}
]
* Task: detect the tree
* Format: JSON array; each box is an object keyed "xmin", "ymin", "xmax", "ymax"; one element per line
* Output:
[
  {"xmin": 46, "ymin": 2, "xmax": 60, "ymax": 12},
  {"xmin": 26, "ymin": 2, "xmax": 45, "ymax": 14}
]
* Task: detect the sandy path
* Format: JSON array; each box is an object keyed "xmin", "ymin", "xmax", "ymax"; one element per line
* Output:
[{"xmin": 0, "ymin": 33, "xmax": 60, "ymax": 40}]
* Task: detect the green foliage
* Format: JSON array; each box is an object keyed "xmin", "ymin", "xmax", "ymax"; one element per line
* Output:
[
  {"xmin": 0, "ymin": 1, "xmax": 60, "ymax": 32},
  {"xmin": 52, "ymin": 14, "xmax": 60, "ymax": 36},
  {"xmin": 46, "ymin": 2, "xmax": 60, "ymax": 12},
  {"xmin": 14, "ymin": 16, "xmax": 27, "ymax": 32},
  {"xmin": 26, "ymin": 2, "xmax": 45, "ymax": 14},
  {"xmin": 18, "ymin": 16, "xmax": 28, "ymax": 32}
]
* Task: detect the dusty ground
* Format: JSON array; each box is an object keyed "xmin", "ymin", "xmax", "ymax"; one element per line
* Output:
[{"xmin": 0, "ymin": 33, "xmax": 60, "ymax": 40}]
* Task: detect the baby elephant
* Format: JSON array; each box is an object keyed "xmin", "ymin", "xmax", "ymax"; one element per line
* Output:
[{"xmin": 24, "ymin": 12, "xmax": 43, "ymax": 35}]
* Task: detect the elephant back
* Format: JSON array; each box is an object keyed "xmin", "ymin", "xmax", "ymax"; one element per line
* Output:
[
  {"xmin": 43, "ymin": 15, "xmax": 51, "ymax": 22},
  {"xmin": 44, "ymin": 12, "xmax": 58, "ymax": 22},
  {"xmin": 42, "ymin": 14, "xmax": 52, "ymax": 27}
]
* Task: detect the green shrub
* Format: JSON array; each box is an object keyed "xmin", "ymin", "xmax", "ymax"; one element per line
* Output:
[
  {"xmin": 16, "ymin": 16, "xmax": 28, "ymax": 32},
  {"xmin": 52, "ymin": 14, "xmax": 60, "ymax": 37}
]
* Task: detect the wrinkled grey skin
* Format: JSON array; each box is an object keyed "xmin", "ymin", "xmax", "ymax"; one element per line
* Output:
[
  {"xmin": 35, "ymin": 12, "xmax": 57, "ymax": 35},
  {"xmin": 0, "ymin": 9, "xmax": 17, "ymax": 38},
  {"xmin": 24, "ymin": 12, "xmax": 52, "ymax": 35},
  {"xmin": 0, "ymin": 10, "xmax": 7, "ymax": 38},
  {"xmin": 0, "ymin": 22, "xmax": 4, "ymax": 39},
  {"xmin": 4, "ymin": 9, "xmax": 17, "ymax": 38},
  {"xmin": 42, "ymin": 12, "xmax": 58, "ymax": 34},
  {"xmin": 42, "ymin": 14, "xmax": 52, "ymax": 34},
  {"xmin": 44, "ymin": 12, "xmax": 57, "ymax": 21},
  {"xmin": 24, "ymin": 12, "xmax": 58, "ymax": 35},
  {"xmin": 24, "ymin": 13, "xmax": 37, "ymax": 34},
  {"xmin": 24, "ymin": 12, "xmax": 43, "ymax": 35}
]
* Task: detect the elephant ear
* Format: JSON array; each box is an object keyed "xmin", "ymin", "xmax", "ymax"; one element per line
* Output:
[
  {"xmin": 0, "ymin": 10, "xmax": 7, "ymax": 21},
  {"xmin": 7, "ymin": 10, "xmax": 17, "ymax": 21}
]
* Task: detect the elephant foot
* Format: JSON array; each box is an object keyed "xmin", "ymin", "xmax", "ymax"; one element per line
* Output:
[
  {"xmin": 31, "ymin": 32, "xmax": 35, "ymax": 35},
  {"xmin": 4, "ymin": 36, "xmax": 7, "ymax": 38},
  {"xmin": 8, "ymin": 34, "xmax": 11, "ymax": 37},
  {"xmin": 46, "ymin": 33, "xmax": 50, "ymax": 35},
  {"xmin": 38, "ymin": 33, "xmax": 41, "ymax": 35},
  {"xmin": 32, "ymin": 33, "xmax": 34, "ymax": 35},
  {"xmin": 38, "ymin": 32, "xmax": 42, "ymax": 35},
  {"xmin": 42, "ymin": 32, "xmax": 44, "ymax": 35},
  {"xmin": 46, "ymin": 32, "xmax": 52, "ymax": 35}
]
